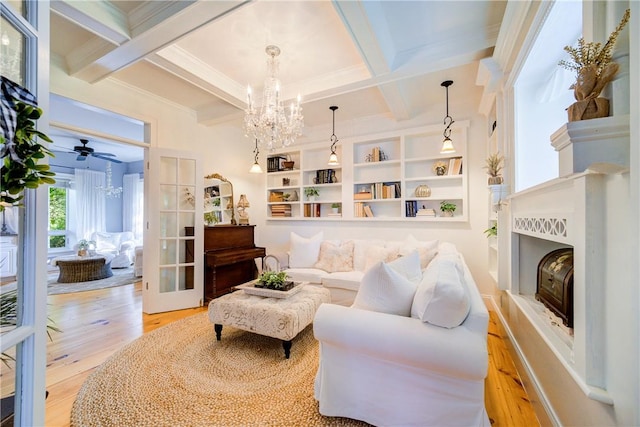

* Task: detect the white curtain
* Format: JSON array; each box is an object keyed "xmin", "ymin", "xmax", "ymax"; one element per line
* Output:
[
  {"xmin": 75, "ymin": 169, "xmax": 106, "ymax": 240},
  {"xmin": 123, "ymin": 173, "xmax": 143, "ymax": 242}
]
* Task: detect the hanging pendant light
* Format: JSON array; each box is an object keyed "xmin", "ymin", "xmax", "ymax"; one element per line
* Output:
[
  {"xmin": 440, "ymin": 80, "xmax": 456, "ymax": 154},
  {"xmin": 327, "ymin": 106, "xmax": 339, "ymax": 166},
  {"xmin": 249, "ymin": 138, "xmax": 263, "ymax": 173}
]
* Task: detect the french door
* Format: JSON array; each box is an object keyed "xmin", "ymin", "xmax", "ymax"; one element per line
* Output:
[{"xmin": 142, "ymin": 148, "xmax": 204, "ymax": 313}]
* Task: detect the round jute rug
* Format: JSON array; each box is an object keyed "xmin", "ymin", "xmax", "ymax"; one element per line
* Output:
[{"xmin": 70, "ymin": 312, "xmax": 368, "ymax": 427}]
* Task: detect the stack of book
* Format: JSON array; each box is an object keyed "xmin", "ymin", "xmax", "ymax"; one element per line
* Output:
[
  {"xmin": 417, "ymin": 208, "xmax": 436, "ymax": 217},
  {"xmin": 405, "ymin": 200, "xmax": 418, "ymax": 217},
  {"xmin": 270, "ymin": 204, "xmax": 291, "ymax": 217}
]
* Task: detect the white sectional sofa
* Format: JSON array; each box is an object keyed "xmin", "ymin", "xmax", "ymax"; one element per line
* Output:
[{"xmin": 283, "ymin": 232, "xmax": 439, "ymax": 305}]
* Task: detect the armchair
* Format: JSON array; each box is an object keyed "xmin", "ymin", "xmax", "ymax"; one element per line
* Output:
[
  {"xmin": 313, "ymin": 251, "xmax": 490, "ymax": 426},
  {"xmin": 90, "ymin": 231, "xmax": 136, "ymax": 268}
]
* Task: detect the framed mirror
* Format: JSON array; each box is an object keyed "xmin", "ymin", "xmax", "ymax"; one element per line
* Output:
[{"xmin": 204, "ymin": 173, "xmax": 236, "ymax": 225}]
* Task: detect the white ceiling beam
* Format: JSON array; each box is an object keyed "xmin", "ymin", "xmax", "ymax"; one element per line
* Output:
[
  {"xmin": 332, "ymin": 1, "xmax": 391, "ymax": 77},
  {"xmin": 51, "ymin": 0, "xmax": 131, "ymax": 44},
  {"xmin": 63, "ymin": 1, "xmax": 250, "ymax": 83}
]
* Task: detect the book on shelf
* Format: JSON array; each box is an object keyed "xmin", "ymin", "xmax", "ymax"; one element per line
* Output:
[
  {"xmin": 447, "ymin": 157, "xmax": 463, "ymax": 175},
  {"xmin": 270, "ymin": 204, "xmax": 292, "ymax": 217},
  {"xmin": 267, "ymin": 156, "xmax": 287, "ymax": 173},
  {"xmin": 364, "ymin": 205, "xmax": 374, "ymax": 217},
  {"xmin": 417, "ymin": 208, "xmax": 436, "ymax": 217},
  {"xmin": 405, "ymin": 200, "xmax": 418, "ymax": 217},
  {"xmin": 315, "ymin": 169, "xmax": 337, "ymax": 184},
  {"xmin": 304, "ymin": 203, "xmax": 322, "ymax": 218}
]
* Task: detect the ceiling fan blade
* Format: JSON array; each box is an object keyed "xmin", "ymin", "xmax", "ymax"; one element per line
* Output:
[
  {"xmin": 76, "ymin": 154, "xmax": 87, "ymax": 161},
  {"xmin": 92, "ymin": 151, "xmax": 115, "ymax": 157},
  {"xmin": 92, "ymin": 154, "xmax": 122, "ymax": 163}
]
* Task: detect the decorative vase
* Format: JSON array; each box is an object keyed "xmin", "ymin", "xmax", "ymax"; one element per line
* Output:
[
  {"xmin": 487, "ymin": 176, "xmax": 503, "ymax": 185},
  {"xmin": 308, "ymin": 196, "xmax": 315, "ymax": 202},
  {"xmin": 283, "ymin": 161, "xmax": 295, "ymax": 170},
  {"xmin": 441, "ymin": 211, "xmax": 454, "ymax": 218},
  {"xmin": 567, "ymin": 98, "xmax": 609, "ymax": 122},
  {"xmin": 415, "ymin": 185, "xmax": 431, "ymax": 198},
  {"xmin": 78, "ymin": 249, "xmax": 87, "ymax": 257},
  {"xmin": 332, "ymin": 207, "xmax": 339, "ymax": 214}
]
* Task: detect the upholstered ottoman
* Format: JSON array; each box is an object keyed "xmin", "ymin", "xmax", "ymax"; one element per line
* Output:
[{"xmin": 208, "ymin": 285, "xmax": 331, "ymax": 358}]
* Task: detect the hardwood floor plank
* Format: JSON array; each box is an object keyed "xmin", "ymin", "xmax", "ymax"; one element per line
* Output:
[{"xmin": 20, "ymin": 285, "xmax": 540, "ymax": 427}]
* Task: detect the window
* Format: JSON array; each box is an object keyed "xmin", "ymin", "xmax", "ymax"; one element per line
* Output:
[
  {"xmin": 513, "ymin": 1, "xmax": 582, "ymax": 191},
  {"xmin": 47, "ymin": 174, "xmax": 76, "ymax": 251}
]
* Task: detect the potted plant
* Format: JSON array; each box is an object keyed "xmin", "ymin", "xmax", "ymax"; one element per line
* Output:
[
  {"xmin": 440, "ymin": 201, "xmax": 456, "ymax": 217},
  {"xmin": 484, "ymin": 152, "xmax": 504, "ymax": 185},
  {"xmin": 331, "ymin": 203, "xmax": 341, "ymax": 214},
  {"xmin": 559, "ymin": 8, "xmax": 630, "ymax": 121},
  {"xmin": 255, "ymin": 271, "xmax": 294, "ymax": 291},
  {"xmin": 305, "ymin": 187, "xmax": 319, "ymax": 201},
  {"xmin": 76, "ymin": 239, "xmax": 95, "ymax": 257},
  {"xmin": 204, "ymin": 212, "xmax": 219, "ymax": 226},
  {"xmin": 484, "ymin": 223, "xmax": 498, "ymax": 238},
  {"xmin": 1, "ymin": 101, "xmax": 56, "ymax": 210}
]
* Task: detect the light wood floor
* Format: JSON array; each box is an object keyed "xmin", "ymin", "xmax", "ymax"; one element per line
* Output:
[{"xmin": 6, "ymin": 282, "xmax": 539, "ymax": 426}]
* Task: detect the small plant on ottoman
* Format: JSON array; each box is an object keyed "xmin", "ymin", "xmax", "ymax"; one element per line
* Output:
[{"xmin": 256, "ymin": 271, "xmax": 294, "ymax": 291}]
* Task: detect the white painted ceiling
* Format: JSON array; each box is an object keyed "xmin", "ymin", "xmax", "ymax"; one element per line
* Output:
[{"xmin": 49, "ymin": 0, "xmax": 507, "ymax": 161}]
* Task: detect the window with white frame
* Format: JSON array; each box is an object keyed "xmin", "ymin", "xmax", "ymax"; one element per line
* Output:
[{"xmin": 47, "ymin": 173, "xmax": 76, "ymax": 251}]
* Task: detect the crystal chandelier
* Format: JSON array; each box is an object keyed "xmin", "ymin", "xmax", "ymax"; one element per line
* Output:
[
  {"xmin": 244, "ymin": 45, "xmax": 304, "ymax": 150},
  {"xmin": 96, "ymin": 162, "xmax": 123, "ymax": 198}
]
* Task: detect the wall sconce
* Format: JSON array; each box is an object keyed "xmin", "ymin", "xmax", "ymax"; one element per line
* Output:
[
  {"xmin": 237, "ymin": 194, "xmax": 250, "ymax": 225},
  {"xmin": 440, "ymin": 80, "xmax": 456, "ymax": 154},
  {"xmin": 249, "ymin": 138, "xmax": 263, "ymax": 173},
  {"xmin": 327, "ymin": 105, "xmax": 339, "ymax": 166}
]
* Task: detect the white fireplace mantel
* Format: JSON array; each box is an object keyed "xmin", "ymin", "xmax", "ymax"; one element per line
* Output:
[{"xmin": 551, "ymin": 114, "xmax": 630, "ymax": 177}]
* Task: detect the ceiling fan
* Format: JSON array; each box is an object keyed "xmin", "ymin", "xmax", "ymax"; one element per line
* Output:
[{"xmin": 73, "ymin": 139, "xmax": 122, "ymax": 163}]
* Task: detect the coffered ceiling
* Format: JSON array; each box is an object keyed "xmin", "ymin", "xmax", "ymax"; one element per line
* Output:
[{"xmin": 49, "ymin": 0, "xmax": 507, "ymax": 158}]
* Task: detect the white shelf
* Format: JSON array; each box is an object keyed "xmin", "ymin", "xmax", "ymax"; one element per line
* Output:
[{"xmin": 265, "ymin": 125, "xmax": 468, "ymax": 222}]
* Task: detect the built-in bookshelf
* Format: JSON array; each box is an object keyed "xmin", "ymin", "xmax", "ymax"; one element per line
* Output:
[{"xmin": 265, "ymin": 123, "xmax": 468, "ymax": 221}]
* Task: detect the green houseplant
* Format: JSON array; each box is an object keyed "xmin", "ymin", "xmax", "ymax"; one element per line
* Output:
[
  {"xmin": 304, "ymin": 187, "xmax": 319, "ymax": 200},
  {"xmin": 256, "ymin": 271, "xmax": 293, "ymax": 290},
  {"xmin": 440, "ymin": 201, "xmax": 456, "ymax": 217},
  {"xmin": 331, "ymin": 203, "xmax": 341, "ymax": 214},
  {"xmin": 1, "ymin": 101, "xmax": 56, "ymax": 210},
  {"xmin": 484, "ymin": 223, "xmax": 498, "ymax": 238}
]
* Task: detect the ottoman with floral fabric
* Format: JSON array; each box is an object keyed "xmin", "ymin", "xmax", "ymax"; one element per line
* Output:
[{"xmin": 207, "ymin": 284, "xmax": 331, "ymax": 358}]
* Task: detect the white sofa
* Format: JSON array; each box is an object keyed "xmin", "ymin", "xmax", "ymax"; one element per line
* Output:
[
  {"xmin": 313, "ymin": 248, "xmax": 490, "ymax": 426},
  {"xmin": 283, "ymin": 232, "xmax": 439, "ymax": 306},
  {"xmin": 90, "ymin": 231, "xmax": 136, "ymax": 269}
]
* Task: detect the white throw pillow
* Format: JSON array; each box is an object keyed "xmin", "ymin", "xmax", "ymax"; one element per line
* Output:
[
  {"xmin": 288, "ymin": 232, "xmax": 323, "ymax": 268},
  {"xmin": 353, "ymin": 261, "xmax": 417, "ymax": 317},
  {"xmin": 399, "ymin": 235, "xmax": 439, "ymax": 269},
  {"xmin": 352, "ymin": 239, "xmax": 386, "ymax": 271},
  {"xmin": 363, "ymin": 245, "xmax": 399, "ymax": 272},
  {"xmin": 387, "ymin": 250, "xmax": 422, "ymax": 284},
  {"xmin": 411, "ymin": 255, "xmax": 470, "ymax": 328},
  {"xmin": 314, "ymin": 240, "xmax": 355, "ymax": 273}
]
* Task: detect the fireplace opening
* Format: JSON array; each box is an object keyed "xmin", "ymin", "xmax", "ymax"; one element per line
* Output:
[{"xmin": 536, "ymin": 248, "xmax": 574, "ymax": 328}]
